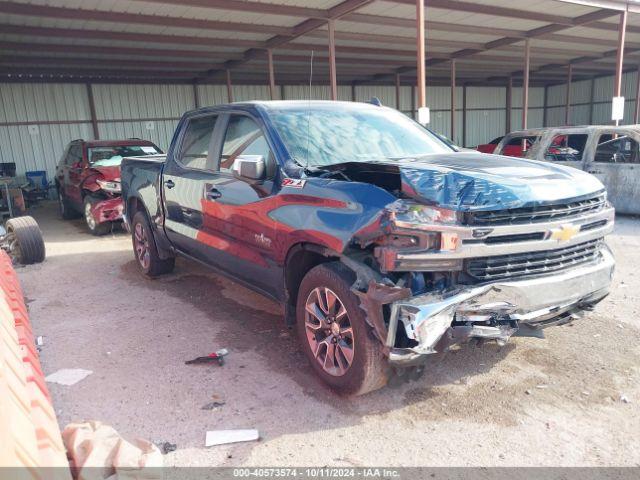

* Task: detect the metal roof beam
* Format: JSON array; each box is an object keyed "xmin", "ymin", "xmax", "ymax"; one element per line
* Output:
[
  {"xmin": 0, "ymin": 1, "xmax": 292, "ymax": 36},
  {"xmin": 356, "ymin": 6, "xmax": 618, "ymax": 83},
  {"xmin": 129, "ymin": 0, "xmax": 327, "ymax": 19},
  {"xmin": 201, "ymin": 0, "xmax": 374, "ymax": 79}
]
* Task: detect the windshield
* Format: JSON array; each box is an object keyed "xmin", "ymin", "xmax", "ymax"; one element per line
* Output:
[
  {"xmin": 266, "ymin": 104, "xmax": 453, "ymax": 167},
  {"xmin": 88, "ymin": 145, "xmax": 161, "ymax": 167}
]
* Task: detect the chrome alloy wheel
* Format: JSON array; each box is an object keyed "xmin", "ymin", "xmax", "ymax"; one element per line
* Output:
[
  {"xmin": 304, "ymin": 287, "xmax": 355, "ymax": 376},
  {"xmin": 133, "ymin": 222, "xmax": 151, "ymax": 270},
  {"xmin": 84, "ymin": 201, "xmax": 96, "ymax": 230}
]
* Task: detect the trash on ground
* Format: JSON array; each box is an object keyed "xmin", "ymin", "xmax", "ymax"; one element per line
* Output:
[
  {"xmin": 45, "ymin": 368, "xmax": 93, "ymax": 386},
  {"xmin": 620, "ymin": 394, "xmax": 630, "ymax": 403},
  {"xmin": 202, "ymin": 401, "xmax": 226, "ymax": 410},
  {"xmin": 35, "ymin": 335, "xmax": 44, "ymax": 346},
  {"xmin": 158, "ymin": 442, "xmax": 177, "ymax": 454},
  {"xmin": 63, "ymin": 421, "xmax": 162, "ymax": 478},
  {"xmin": 205, "ymin": 429, "xmax": 259, "ymax": 447},
  {"xmin": 185, "ymin": 348, "xmax": 229, "ymax": 366}
]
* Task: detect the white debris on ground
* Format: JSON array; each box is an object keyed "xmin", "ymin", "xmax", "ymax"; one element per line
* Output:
[{"xmin": 45, "ymin": 368, "xmax": 93, "ymax": 386}]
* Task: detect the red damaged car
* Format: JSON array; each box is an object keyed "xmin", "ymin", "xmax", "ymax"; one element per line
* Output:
[{"xmin": 55, "ymin": 139, "xmax": 162, "ymax": 235}]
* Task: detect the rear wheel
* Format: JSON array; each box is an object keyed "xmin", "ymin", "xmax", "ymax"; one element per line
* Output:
[
  {"xmin": 57, "ymin": 187, "xmax": 78, "ymax": 220},
  {"xmin": 131, "ymin": 210, "xmax": 175, "ymax": 277},
  {"xmin": 4, "ymin": 216, "xmax": 46, "ymax": 265},
  {"xmin": 83, "ymin": 196, "xmax": 111, "ymax": 236},
  {"xmin": 296, "ymin": 263, "xmax": 388, "ymax": 395}
]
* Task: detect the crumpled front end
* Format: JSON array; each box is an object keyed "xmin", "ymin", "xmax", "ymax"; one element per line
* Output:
[
  {"xmin": 387, "ymin": 245, "xmax": 614, "ymax": 365},
  {"xmin": 350, "ymin": 191, "xmax": 616, "ymax": 366},
  {"xmin": 89, "ymin": 196, "xmax": 124, "ymax": 224}
]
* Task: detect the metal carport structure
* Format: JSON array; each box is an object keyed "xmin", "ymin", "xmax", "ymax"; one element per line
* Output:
[{"xmin": 0, "ymin": 0, "xmax": 639, "ymax": 177}]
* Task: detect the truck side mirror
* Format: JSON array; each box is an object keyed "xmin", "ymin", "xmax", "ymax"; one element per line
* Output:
[{"xmin": 232, "ymin": 155, "xmax": 266, "ymax": 180}]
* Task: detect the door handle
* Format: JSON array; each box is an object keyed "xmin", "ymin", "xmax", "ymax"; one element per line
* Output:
[
  {"xmin": 164, "ymin": 179, "xmax": 175, "ymax": 189},
  {"xmin": 206, "ymin": 188, "xmax": 222, "ymax": 200}
]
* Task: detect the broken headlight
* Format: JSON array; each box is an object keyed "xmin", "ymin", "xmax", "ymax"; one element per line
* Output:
[
  {"xmin": 96, "ymin": 179, "xmax": 121, "ymax": 193},
  {"xmin": 390, "ymin": 200, "xmax": 459, "ymax": 226}
]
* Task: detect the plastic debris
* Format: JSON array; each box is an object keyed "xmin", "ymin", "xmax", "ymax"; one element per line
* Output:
[
  {"xmin": 205, "ymin": 429, "xmax": 259, "ymax": 447},
  {"xmin": 620, "ymin": 394, "xmax": 630, "ymax": 403},
  {"xmin": 45, "ymin": 368, "xmax": 93, "ymax": 386},
  {"xmin": 35, "ymin": 335, "xmax": 44, "ymax": 347},
  {"xmin": 185, "ymin": 348, "xmax": 229, "ymax": 366}
]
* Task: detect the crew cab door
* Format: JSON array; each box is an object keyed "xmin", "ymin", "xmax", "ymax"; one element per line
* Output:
[
  {"xmin": 585, "ymin": 130, "xmax": 640, "ymax": 215},
  {"xmin": 162, "ymin": 113, "xmax": 222, "ymax": 262},
  {"xmin": 197, "ymin": 112, "xmax": 280, "ymax": 297}
]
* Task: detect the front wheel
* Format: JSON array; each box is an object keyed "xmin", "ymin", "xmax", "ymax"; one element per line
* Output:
[
  {"xmin": 131, "ymin": 210, "xmax": 175, "ymax": 277},
  {"xmin": 83, "ymin": 196, "xmax": 111, "ymax": 236},
  {"xmin": 296, "ymin": 263, "xmax": 388, "ymax": 395}
]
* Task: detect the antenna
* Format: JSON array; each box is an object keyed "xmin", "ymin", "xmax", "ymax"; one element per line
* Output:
[{"xmin": 305, "ymin": 50, "xmax": 314, "ymax": 168}]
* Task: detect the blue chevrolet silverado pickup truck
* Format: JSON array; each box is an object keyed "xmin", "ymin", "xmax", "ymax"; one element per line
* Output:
[{"xmin": 121, "ymin": 101, "xmax": 615, "ymax": 395}]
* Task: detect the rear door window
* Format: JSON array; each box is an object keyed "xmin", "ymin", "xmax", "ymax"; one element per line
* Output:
[
  {"xmin": 177, "ymin": 115, "xmax": 218, "ymax": 170},
  {"xmin": 66, "ymin": 144, "xmax": 83, "ymax": 166},
  {"xmin": 544, "ymin": 134, "xmax": 587, "ymax": 161},
  {"xmin": 594, "ymin": 135, "xmax": 640, "ymax": 164}
]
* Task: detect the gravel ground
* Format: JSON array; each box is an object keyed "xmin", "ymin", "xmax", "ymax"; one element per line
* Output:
[{"xmin": 16, "ymin": 202, "xmax": 640, "ymax": 467}]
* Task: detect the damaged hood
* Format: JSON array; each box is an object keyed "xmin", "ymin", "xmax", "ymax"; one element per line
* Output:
[
  {"xmin": 90, "ymin": 165, "xmax": 121, "ymax": 182},
  {"xmin": 347, "ymin": 152, "xmax": 604, "ymax": 211}
]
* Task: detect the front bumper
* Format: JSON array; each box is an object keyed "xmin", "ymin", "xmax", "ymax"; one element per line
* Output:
[
  {"xmin": 388, "ymin": 245, "xmax": 615, "ymax": 366},
  {"xmin": 90, "ymin": 197, "xmax": 124, "ymax": 224}
]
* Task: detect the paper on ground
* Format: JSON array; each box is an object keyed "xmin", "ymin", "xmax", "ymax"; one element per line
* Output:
[
  {"xmin": 46, "ymin": 368, "xmax": 93, "ymax": 386},
  {"xmin": 205, "ymin": 429, "xmax": 259, "ymax": 447}
]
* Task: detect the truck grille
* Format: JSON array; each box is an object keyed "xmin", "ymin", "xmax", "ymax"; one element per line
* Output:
[
  {"xmin": 465, "ymin": 239, "xmax": 602, "ymax": 282},
  {"xmin": 464, "ymin": 194, "xmax": 606, "ymax": 226}
]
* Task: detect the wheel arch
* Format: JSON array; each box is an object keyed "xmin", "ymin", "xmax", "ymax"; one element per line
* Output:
[{"xmin": 128, "ymin": 196, "xmax": 174, "ymax": 260}]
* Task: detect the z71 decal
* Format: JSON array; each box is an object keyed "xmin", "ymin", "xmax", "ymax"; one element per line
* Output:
[{"xmin": 281, "ymin": 178, "xmax": 306, "ymax": 189}]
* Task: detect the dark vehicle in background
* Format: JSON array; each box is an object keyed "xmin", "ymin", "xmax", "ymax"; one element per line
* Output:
[
  {"xmin": 55, "ymin": 139, "xmax": 162, "ymax": 235},
  {"xmin": 121, "ymin": 101, "xmax": 614, "ymax": 395},
  {"xmin": 498, "ymin": 126, "xmax": 640, "ymax": 215}
]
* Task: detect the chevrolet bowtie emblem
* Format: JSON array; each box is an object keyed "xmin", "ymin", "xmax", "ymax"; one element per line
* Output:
[{"xmin": 549, "ymin": 224, "xmax": 580, "ymax": 242}]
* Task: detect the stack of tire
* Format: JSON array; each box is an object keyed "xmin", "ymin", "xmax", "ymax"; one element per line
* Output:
[{"xmin": 0, "ymin": 250, "xmax": 70, "ymax": 475}]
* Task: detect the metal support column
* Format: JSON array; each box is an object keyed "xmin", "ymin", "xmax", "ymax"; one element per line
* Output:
[
  {"xmin": 635, "ymin": 66, "xmax": 640, "ymax": 124},
  {"xmin": 522, "ymin": 39, "xmax": 531, "ymax": 131},
  {"xmin": 450, "ymin": 60, "xmax": 456, "ymax": 143},
  {"xmin": 565, "ymin": 64, "xmax": 573, "ymax": 125},
  {"xmin": 614, "ymin": 10, "xmax": 627, "ymax": 125},
  {"xmin": 192, "ymin": 81, "xmax": 199, "ymax": 109},
  {"xmin": 267, "ymin": 49, "xmax": 276, "ymax": 100},
  {"xmin": 226, "ymin": 69, "xmax": 233, "ymax": 103},
  {"xmin": 506, "ymin": 76, "xmax": 512, "ymax": 134},
  {"xmin": 416, "ymin": 0, "xmax": 426, "ymax": 109},
  {"xmin": 86, "ymin": 83, "xmax": 99, "ymax": 140},
  {"xmin": 395, "ymin": 73, "xmax": 401, "ymax": 110},
  {"xmin": 328, "ymin": 19, "xmax": 338, "ymax": 101}
]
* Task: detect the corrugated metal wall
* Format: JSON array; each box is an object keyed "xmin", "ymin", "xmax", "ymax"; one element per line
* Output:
[
  {"xmin": 1, "ymin": 73, "xmax": 637, "ymax": 180},
  {"xmin": 92, "ymin": 84, "xmax": 195, "ymax": 152},
  {"xmin": 0, "ymin": 84, "xmax": 94, "ymax": 178},
  {"xmin": 546, "ymin": 70, "xmax": 639, "ymax": 127}
]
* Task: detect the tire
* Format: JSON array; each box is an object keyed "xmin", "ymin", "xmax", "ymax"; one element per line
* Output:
[
  {"xmin": 57, "ymin": 187, "xmax": 78, "ymax": 220},
  {"xmin": 296, "ymin": 262, "xmax": 388, "ymax": 395},
  {"xmin": 5, "ymin": 216, "xmax": 46, "ymax": 265},
  {"xmin": 83, "ymin": 196, "xmax": 111, "ymax": 236},
  {"xmin": 131, "ymin": 210, "xmax": 175, "ymax": 277}
]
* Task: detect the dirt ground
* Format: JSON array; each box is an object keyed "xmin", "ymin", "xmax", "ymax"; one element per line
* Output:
[{"xmin": 16, "ymin": 202, "xmax": 640, "ymax": 467}]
